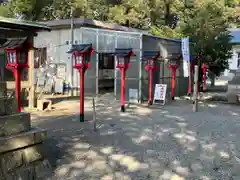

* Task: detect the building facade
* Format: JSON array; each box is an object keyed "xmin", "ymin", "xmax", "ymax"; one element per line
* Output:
[
  {"xmin": 34, "ymin": 18, "xmax": 188, "ymax": 102},
  {"xmin": 223, "ymin": 28, "xmax": 240, "ymax": 79}
]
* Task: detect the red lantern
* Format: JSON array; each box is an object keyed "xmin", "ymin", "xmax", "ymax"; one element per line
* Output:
[
  {"xmin": 166, "ymin": 54, "xmax": 182, "ymax": 100},
  {"xmin": 4, "ymin": 38, "xmax": 29, "ymax": 112},
  {"xmin": 114, "ymin": 48, "xmax": 135, "ymax": 112},
  {"xmin": 143, "ymin": 51, "xmax": 160, "ymax": 105},
  {"xmin": 67, "ymin": 44, "xmax": 94, "ymax": 122}
]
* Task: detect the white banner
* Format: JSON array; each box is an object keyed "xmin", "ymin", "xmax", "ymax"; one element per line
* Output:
[
  {"xmin": 181, "ymin": 37, "xmax": 190, "ymax": 62},
  {"xmin": 183, "ymin": 61, "xmax": 189, "ymax": 77}
]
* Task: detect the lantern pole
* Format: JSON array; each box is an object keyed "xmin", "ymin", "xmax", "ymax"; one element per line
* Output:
[
  {"xmin": 203, "ymin": 68, "xmax": 206, "ymax": 92},
  {"xmin": 120, "ymin": 68, "xmax": 126, "ymax": 112},
  {"xmin": 170, "ymin": 65, "xmax": 177, "ymax": 100},
  {"xmin": 14, "ymin": 69, "xmax": 22, "ymax": 112},
  {"xmin": 148, "ymin": 68, "xmax": 153, "ymax": 105},
  {"xmin": 202, "ymin": 64, "xmax": 207, "ymax": 92},
  {"xmin": 79, "ymin": 68, "xmax": 85, "ymax": 122}
]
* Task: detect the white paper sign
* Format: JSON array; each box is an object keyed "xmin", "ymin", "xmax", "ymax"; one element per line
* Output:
[
  {"xmin": 181, "ymin": 37, "xmax": 190, "ymax": 62},
  {"xmin": 129, "ymin": 89, "xmax": 138, "ymax": 103},
  {"xmin": 153, "ymin": 84, "xmax": 167, "ymax": 105}
]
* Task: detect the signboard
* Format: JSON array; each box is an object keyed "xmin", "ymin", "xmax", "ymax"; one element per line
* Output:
[
  {"xmin": 181, "ymin": 37, "xmax": 190, "ymax": 62},
  {"xmin": 129, "ymin": 89, "xmax": 138, "ymax": 104},
  {"xmin": 153, "ymin": 84, "xmax": 167, "ymax": 105}
]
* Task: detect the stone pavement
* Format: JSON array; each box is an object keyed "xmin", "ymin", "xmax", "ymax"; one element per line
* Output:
[{"xmin": 29, "ymin": 94, "xmax": 240, "ymax": 180}]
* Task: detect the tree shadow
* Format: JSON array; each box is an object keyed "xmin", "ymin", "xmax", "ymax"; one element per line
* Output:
[{"xmin": 30, "ymin": 95, "xmax": 240, "ymax": 179}]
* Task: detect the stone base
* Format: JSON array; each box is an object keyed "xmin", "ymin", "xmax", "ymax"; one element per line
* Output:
[
  {"xmin": 0, "ymin": 97, "xmax": 17, "ymax": 116},
  {"xmin": 37, "ymin": 99, "xmax": 52, "ymax": 111},
  {"xmin": 0, "ymin": 152, "xmax": 52, "ymax": 180},
  {"xmin": 227, "ymin": 93, "xmax": 239, "ymax": 104},
  {"xmin": 0, "ymin": 113, "xmax": 30, "ymax": 137},
  {"xmin": 0, "ymin": 128, "xmax": 52, "ymax": 179}
]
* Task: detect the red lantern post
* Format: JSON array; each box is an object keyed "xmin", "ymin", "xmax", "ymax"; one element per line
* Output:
[
  {"xmin": 201, "ymin": 64, "xmax": 208, "ymax": 92},
  {"xmin": 67, "ymin": 44, "xmax": 94, "ymax": 122},
  {"xmin": 4, "ymin": 38, "xmax": 29, "ymax": 112},
  {"xmin": 169, "ymin": 64, "xmax": 178, "ymax": 100},
  {"xmin": 115, "ymin": 49, "xmax": 135, "ymax": 112},
  {"xmin": 143, "ymin": 51, "xmax": 160, "ymax": 105}
]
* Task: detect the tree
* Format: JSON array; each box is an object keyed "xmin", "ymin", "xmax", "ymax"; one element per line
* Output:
[{"xmin": 183, "ymin": 1, "xmax": 233, "ymax": 87}]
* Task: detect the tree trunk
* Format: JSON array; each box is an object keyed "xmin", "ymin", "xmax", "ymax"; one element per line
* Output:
[
  {"xmin": 211, "ymin": 76, "xmax": 215, "ymax": 87},
  {"xmin": 209, "ymin": 72, "xmax": 215, "ymax": 87}
]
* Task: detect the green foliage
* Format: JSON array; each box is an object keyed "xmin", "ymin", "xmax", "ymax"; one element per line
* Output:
[
  {"xmin": 0, "ymin": 4, "xmax": 10, "ymax": 17},
  {"xmin": 0, "ymin": 0, "xmax": 238, "ymax": 77},
  {"xmin": 150, "ymin": 25, "xmax": 184, "ymax": 39},
  {"xmin": 183, "ymin": 1, "xmax": 233, "ymax": 76}
]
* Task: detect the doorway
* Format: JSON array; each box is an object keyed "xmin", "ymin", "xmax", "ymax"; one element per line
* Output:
[{"xmin": 98, "ymin": 53, "xmax": 115, "ymax": 94}]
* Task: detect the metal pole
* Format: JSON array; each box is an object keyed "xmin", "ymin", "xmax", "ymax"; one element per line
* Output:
[
  {"xmin": 120, "ymin": 68, "xmax": 126, "ymax": 112},
  {"xmin": 148, "ymin": 69, "xmax": 153, "ymax": 105},
  {"xmin": 80, "ymin": 68, "xmax": 85, "ymax": 122},
  {"xmin": 187, "ymin": 62, "xmax": 191, "ymax": 96},
  {"xmin": 138, "ymin": 34, "xmax": 143, "ymax": 103},
  {"xmin": 69, "ymin": 7, "xmax": 74, "ymax": 96},
  {"xmin": 92, "ymin": 97, "xmax": 97, "ymax": 131},
  {"xmin": 193, "ymin": 65, "xmax": 199, "ymax": 112}
]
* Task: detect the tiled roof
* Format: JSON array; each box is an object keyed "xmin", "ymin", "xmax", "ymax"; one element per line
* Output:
[
  {"xmin": 42, "ymin": 18, "xmax": 149, "ymax": 35},
  {"xmin": 67, "ymin": 44, "xmax": 92, "ymax": 53},
  {"xmin": 0, "ymin": 37, "xmax": 27, "ymax": 49},
  {"xmin": 0, "ymin": 16, "xmax": 50, "ymax": 32}
]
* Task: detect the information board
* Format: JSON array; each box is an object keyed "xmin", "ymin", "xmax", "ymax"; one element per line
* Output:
[
  {"xmin": 129, "ymin": 88, "xmax": 138, "ymax": 104},
  {"xmin": 153, "ymin": 84, "xmax": 167, "ymax": 105}
]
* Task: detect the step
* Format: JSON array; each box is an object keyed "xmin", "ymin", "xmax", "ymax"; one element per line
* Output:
[
  {"xmin": 0, "ymin": 112, "xmax": 31, "ymax": 137},
  {"xmin": 0, "ymin": 127, "xmax": 47, "ymax": 154}
]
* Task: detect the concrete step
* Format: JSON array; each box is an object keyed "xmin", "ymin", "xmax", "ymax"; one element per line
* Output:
[
  {"xmin": 0, "ymin": 127, "xmax": 47, "ymax": 154},
  {"xmin": 0, "ymin": 112, "xmax": 31, "ymax": 137}
]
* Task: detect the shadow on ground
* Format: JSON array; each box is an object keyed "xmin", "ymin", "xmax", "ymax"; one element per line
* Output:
[{"xmin": 30, "ymin": 94, "xmax": 240, "ymax": 180}]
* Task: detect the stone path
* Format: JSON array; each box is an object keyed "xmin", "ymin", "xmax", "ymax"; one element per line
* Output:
[{"xmin": 30, "ymin": 94, "xmax": 240, "ymax": 180}]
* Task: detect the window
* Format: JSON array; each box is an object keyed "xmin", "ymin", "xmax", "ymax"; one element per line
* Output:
[
  {"xmin": 99, "ymin": 54, "xmax": 114, "ymax": 69},
  {"xmin": 34, "ymin": 47, "xmax": 47, "ymax": 68}
]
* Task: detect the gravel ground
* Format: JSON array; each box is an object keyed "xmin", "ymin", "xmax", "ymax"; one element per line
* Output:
[{"xmin": 30, "ymin": 94, "xmax": 240, "ymax": 180}]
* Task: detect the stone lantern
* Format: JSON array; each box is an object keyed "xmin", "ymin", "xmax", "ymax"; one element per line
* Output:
[{"xmin": 4, "ymin": 37, "xmax": 29, "ymax": 112}]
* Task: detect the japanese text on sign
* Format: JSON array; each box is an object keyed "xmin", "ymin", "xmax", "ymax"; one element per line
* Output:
[
  {"xmin": 181, "ymin": 37, "xmax": 190, "ymax": 62},
  {"xmin": 153, "ymin": 84, "xmax": 167, "ymax": 104}
]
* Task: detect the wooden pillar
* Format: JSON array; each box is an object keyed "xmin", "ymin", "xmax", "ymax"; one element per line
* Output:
[{"xmin": 28, "ymin": 48, "xmax": 35, "ymax": 108}]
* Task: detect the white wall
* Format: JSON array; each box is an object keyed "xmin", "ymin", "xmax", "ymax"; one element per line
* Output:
[
  {"xmin": 34, "ymin": 29, "xmax": 73, "ymax": 83},
  {"xmin": 222, "ymin": 45, "xmax": 240, "ymax": 77},
  {"xmin": 229, "ymin": 46, "xmax": 240, "ymax": 70}
]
